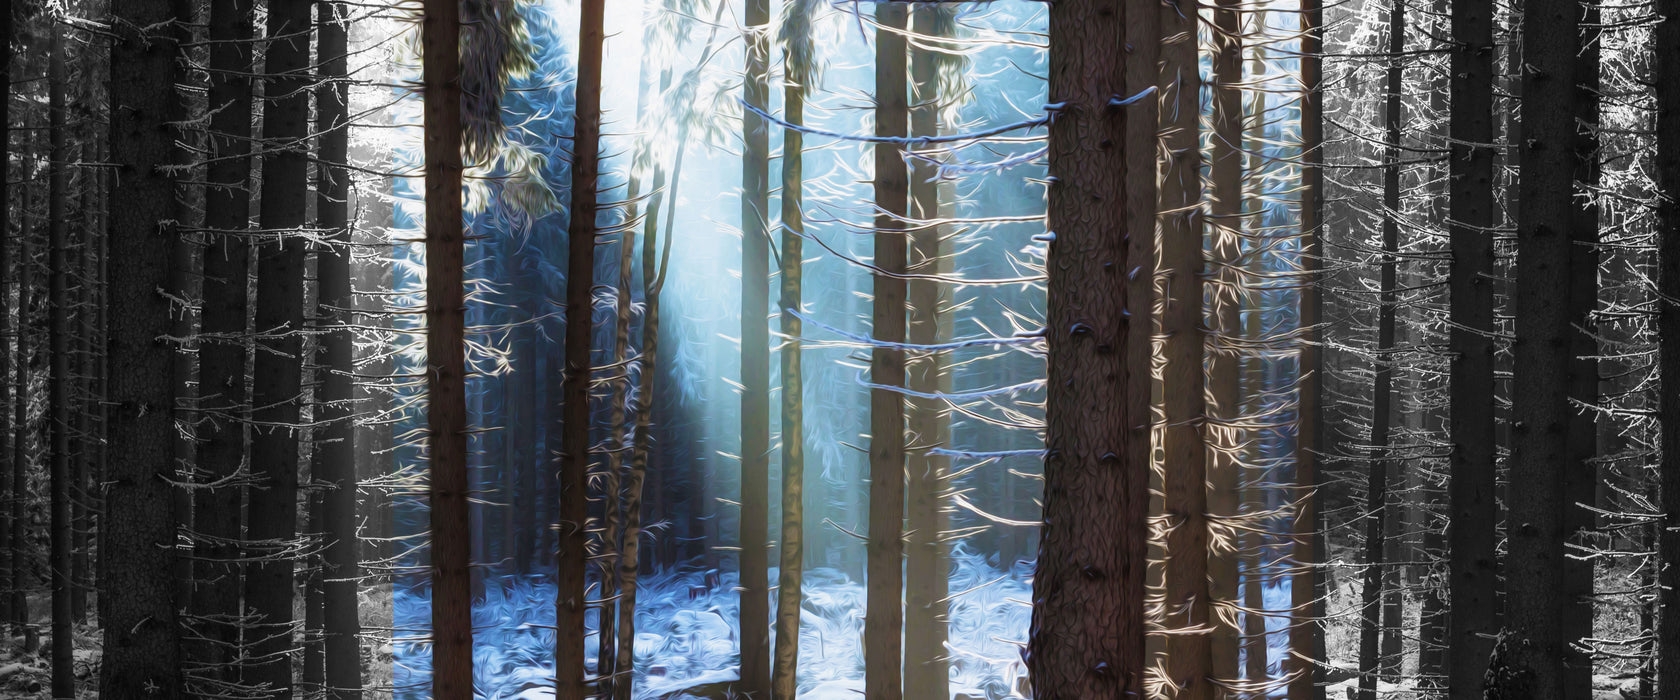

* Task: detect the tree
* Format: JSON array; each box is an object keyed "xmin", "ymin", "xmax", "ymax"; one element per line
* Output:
[
  {"xmin": 1657, "ymin": 0, "xmax": 1680, "ymax": 691},
  {"xmin": 244, "ymin": 1, "xmax": 314, "ymax": 692},
  {"xmin": 1159, "ymin": 0, "xmax": 1212, "ymax": 691},
  {"xmin": 47, "ymin": 23, "xmax": 72, "ymax": 699},
  {"xmin": 904, "ymin": 6, "xmax": 953, "ymax": 699},
  {"xmin": 1445, "ymin": 0, "xmax": 1498, "ymax": 688},
  {"xmin": 773, "ymin": 2, "xmax": 816, "ymax": 697},
  {"xmin": 100, "ymin": 0, "xmax": 188, "ymax": 694},
  {"xmin": 9, "ymin": 184, "xmax": 30, "ymax": 635},
  {"xmin": 1356, "ymin": 4, "xmax": 1404, "ymax": 696},
  {"xmin": 191, "ymin": 0, "xmax": 254, "ymax": 683},
  {"xmin": 314, "ymin": 2, "xmax": 363, "ymax": 696},
  {"xmin": 1029, "ymin": 0, "xmax": 1158, "ymax": 695},
  {"xmin": 866, "ymin": 4, "xmax": 909, "ymax": 699},
  {"xmin": 1500, "ymin": 0, "xmax": 1580, "ymax": 690},
  {"xmin": 0, "ymin": 0, "xmax": 13, "ymax": 634},
  {"xmin": 421, "ymin": 0, "xmax": 472, "ymax": 695},
  {"xmin": 739, "ymin": 0, "xmax": 773, "ymax": 693},
  {"xmin": 556, "ymin": 1, "xmax": 605, "ymax": 698}
]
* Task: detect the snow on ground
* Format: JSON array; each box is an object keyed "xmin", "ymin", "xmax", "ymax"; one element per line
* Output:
[{"xmin": 393, "ymin": 548, "xmax": 1035, "ymax": 700}]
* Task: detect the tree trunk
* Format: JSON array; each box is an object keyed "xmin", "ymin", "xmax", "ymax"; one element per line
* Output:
[
  {"xmin": 315, "ymin": 4, "xmax": 363, "ymax": 696},
  {"xmin": 192, "ymin": 0, "xmax": 254, "ymax": 683},
  {"xmin": 1357, "ymin": 5, "xmax": 1404, "ymax": 696},
  {"xmin": 1029, "ymin": 0, "xmax": 1157, "ymax": 696},
  {"xmin": 243, "ymin": 1, "xmax": 313, "ymax": 693},
  {"xmin": 101, "ymin": 2, "xmax": 188, "ymax": 695},
  {"xmin": 1502, "ymin": 0, "xmax": 1579, "ymax": 690},
  {"xmin": 1657, "ymin": 0, "xmax": 1680, "ymax": 693},
  {"xmin": 1206, "ymin": 0, "xmax": 1245, "ymax": 685},
  {"xmin": 866, "ymin": 4, "xmax": 909, "ymax": 700},
  {"xmin": 47, "ymin": 27, "xmax": 74, "ymax": 699},
  {"xmin": 740, "ymin": 0, "xmax": 773, "ymax": 694},
  {"xmin": 1446, "ymin": 0, "xmax": 1499, "ymax": 688},
  {"xmin": 1160, "ymin": 0, "xmax": 1211, "ymax": 692},
  {"xmin": 10, "ymin": 193, "xmax": 30, "ymax": 633},
  {"xmin": 1289, "ymin": 0, "xmax": 1327, "ymax": 692},
  {"xmin": 557, "ymin": 1, "xmax": 605, "ymax": 698},
  {"xmin": 421, "ymin": 0, "xmax": 473, "ymax": 696},
  {"xmin": 0, "ymin": 0, "xmax": 13, "ymax": 638},
  {"xmin": 772, "ymin": 4, "xmax": 811, "ymax": 696},
  {"xmin": 904, "ymin": 7, "xmax": 949, "ymax": 700}
]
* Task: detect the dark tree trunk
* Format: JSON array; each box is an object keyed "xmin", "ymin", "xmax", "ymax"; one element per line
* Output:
[
  {"xmin": 866, "ymin": 4, "xmax": 908, "ymax": 700},
  {"xmin": 1501, "ymin": 0, "xmax": 1579, "ymax": 691},
  {"xmin": 1289, "ymin": 0, "xmax": 1327, "ymax": 693},
  {"xmin": 0, "ymin": 0, "xmax": 13, "ymax": 637},
  {"xmin": 1657, "ymin": 0, "xmax": 1680, "ymax": 693},
  {"xmin": 557, "ymin": 2, "xmax": 604, "ymax": 698},
  {"xmin": 243, "ymin": 1, "xmax": 313, "ymax": 694},
  {"xmin": 904, "ymin": 7, "xmax": 949, "ymax": 700},
  {"xmin": 1160, "ymin": 0, "xmax": 1211, "ymax": 691},
  {"xmin": 1446, "ymin": 0, "xmax": 1499, "ymax": 688},
  {"xmin": 315, "ymin": 4, "xmax": 363, "ymax": 696},
  {"xmin": 1357, "ymin": 5, "xmax": 1404, "ymax": 697},
  {"xmin": 47, "ymin": 26, "xmax": 73, "ymax": 700},
  {"xmin": 100, "ymin": 1, "xmax": 188, "ymax": 695},
  {"xmin": 1029, "ymin": 0, "xmax": 1157, "ymax": 696},
  {"xmin": 739, "ymin": 0, "xmax": 772, "ymax": 694},
  {"xmin": 10, "ymin": 191, "xmax": 30, "ymax": 633},
  {"xmin": 353, "ymin": 175, "xmax": 394, "ymax": 570},
  {"xmin": 422, "ymin": 0, "xmax": 473, "ymax": 696}
]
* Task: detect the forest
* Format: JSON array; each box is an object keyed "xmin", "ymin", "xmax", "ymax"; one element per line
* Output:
[{"xmin": 0, "ymin": 0, "xmax": 1675, "ymax": 697}]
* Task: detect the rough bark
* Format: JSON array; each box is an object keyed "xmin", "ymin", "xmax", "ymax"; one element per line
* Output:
[
  {"xmin": 315, "ymin": 3, "xmax": 363, "ymax": 696},
  {"xmin": 904, "ymin": 6, "xmax": 949, "ymax": 700},
  {"xmin": 866, "ymin": 4, "xmax": 909, "ymax": 700},
  {"xmin": 10, "ymin": 192, "xmax": 30, "ymax": 633},
  {"xmin": 557, "ymin": 1, "xmax": 605, "ymax": 698},
  {"xmin": 101, "ymin": 1, "xmax": 188, "ymax": 695},
  {"xmin": 0, "ymin": 0, "xmax": 12, "ymax": 635},
  {"xmin": 740, "ymin": 0, "xmax": 773, "ymax": 694},
  {"xmin": 1029, "ymin": 0, "xmax": 1157, "ymax": 696},
  {"xmin": 1445, "ymin": 0, "xmax": 1498, "ymax": 688},
  {"xmin": 1501, "ymin": 0, "xmax": 1579, "ymax": 691},
  {"xmin": 422, "ymin": 0, "xmax": 473, "ymax": 696},
  {"xmin": 192, "ymin": 0, "xmax": 255, "ymax": 682}
]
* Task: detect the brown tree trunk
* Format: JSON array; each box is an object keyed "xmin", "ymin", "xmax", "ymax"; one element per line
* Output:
[
  {"xmin": 422, "ymin": 0, "xmax": 473, "ymax": 696},
  {"xmin": 740, "ymin": 0, "xmax": 773, "ymax": 694},
  {"xmin": 101, "ymin": 1, "xmax": 188, "ymax": 695},
  {"xmin": 1029, "ymin": 0, "xmax": 1157, "ymax": 696},
  {"xmin": 866, "ymin": 4, "xmax": 909, "ymax": 700},
  {"xmin": 557, "ymin": 1, "xmax": 605, "ymax": 698}
]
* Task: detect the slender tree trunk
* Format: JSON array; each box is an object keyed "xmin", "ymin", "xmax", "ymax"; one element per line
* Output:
[
  {"xmin": 1029, "ymin": 0, "xmax": 1157, "ymax": 696},
  {"xmin": 1561, "ymin": 5, "xmax": 1600, "ymax": 696},
  {"xmin": 557, "ymin": 1, "xmax": 605, "ymax": 698},
  {"xmin": 193, "ymin": 0, "xmax": 254, "ymax": 681},
  {"xmin": 10, "ymin": 196, "xmax": 30, "ymax": 633},
  {"xmin": 101, "ymin": 2, "xmax": 188, "ymax": 695},
  {"xmin": 1357, "ymin": 5, "xmax": 1404, "ymax": 696},
  {"xmin": 904, "ymin": 6, "xmax": 949, "ymax": 700},
  {"xmin": 1656, "ymin": 0, "xmax": 1680, "ymax": 693},
  {"xmin": 0, "ymin": 0, "xmax": 13, "ymax": 638},
  {"xmin": 771, "ymin": 5, "xmax": 811, "ymax": 695},
  {"xmin": 47, "ymin": 27, "xmax": 73, "ymax": 699},
  {"xmin": 1289, "ymin": 0, "xmax": 1327, "ymax": 692},
  {"xmin": 353, "ymin": 176, "xmax": 394, "ymax": 570},
  {"xmin": 1160, "ymin": 0, "xmax": 1212, "ymax": 691},
  {"xmin": 866, "ymin": 5, "xmax": 909, "ymax": 700},
  {"xmin": 71, "ymin": 127, "xmax": 96, "ymax": 626},
  {"xmin": 1243, "ymin": 294, "xmax": 1268, "ymax": 685},
  {"xmin": 422, "ymin": 0, "xmax": 473, "ymax": 696},
  {"xmin": 1446, "ymin": 0, "xmax": 1498, "ymax": 688},
  {"xmin": 1502, "ymin": 0, "xmax": 1579, "ymax": 689},
  {"xmin": 315, "ymin": 4, "xmax": 363, "ymax": 696},
  {"xmin": 244, "ymin": 1, "xmax": 313, "ymax": 693},
  {"xmin": 1206, "ymin": 0, "xmax": 1245, "ymax": 685},
  {"xmin": 740, "ymin": 0, "xmax": 773, "ymax": 694}
]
